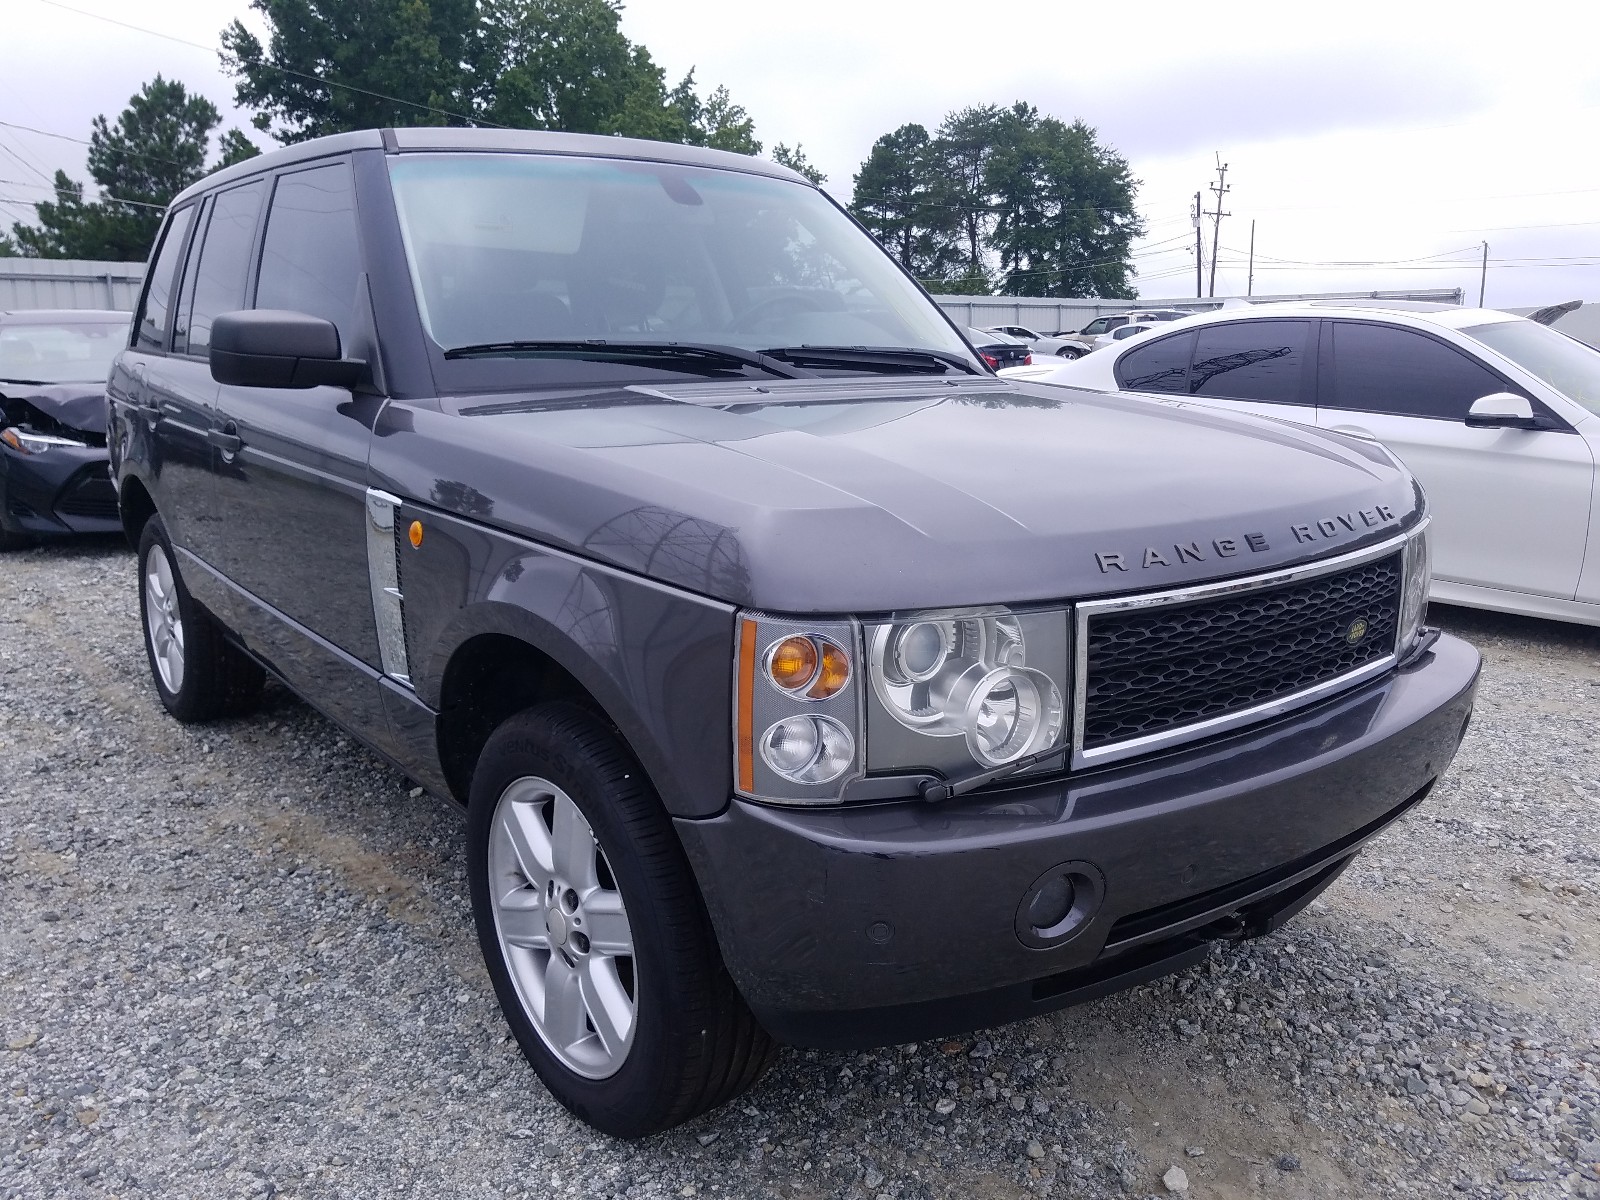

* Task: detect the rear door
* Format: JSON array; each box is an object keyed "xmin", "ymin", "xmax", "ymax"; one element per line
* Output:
[
  {"xmin": 1315, "ymin": 318, "xmax": 1593, "ymax": 599},
  {"xmin": 165, "ymin": 178, "xmax": 269, "ymax": 572},
  {"xmin": 113, "ymin": 203, "xmax": 216, "ymax": 558}
]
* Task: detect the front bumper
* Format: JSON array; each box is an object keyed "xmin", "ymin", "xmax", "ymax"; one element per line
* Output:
[
  {"xmin": 675, "ymin": 631, "xmax": 1479, "ymax": 1049},
  {"xmin": 0, "ymin": 441, "xmax": 119, "ymax": 539}
]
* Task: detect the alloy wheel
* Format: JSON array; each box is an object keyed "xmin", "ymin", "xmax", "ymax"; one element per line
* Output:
[
  {"xmin": 143, "ymin": 545, "xmax": 186, "ymax": 695},
  {"xmin": 488, "ymin": 775, "xmax": 637, "ymax": 1079}
]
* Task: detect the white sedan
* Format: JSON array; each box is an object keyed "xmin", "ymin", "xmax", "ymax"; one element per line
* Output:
[{"xmin": 1028, "ymin": 301, "xmax": 1600, "ymax": 626}]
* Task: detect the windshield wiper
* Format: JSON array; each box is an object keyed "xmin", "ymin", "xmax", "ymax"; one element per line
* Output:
[
  {"xmin": 441, "ymin": 339, "xmax": 810, "ymax": 379},
  {"xmin": 759, "ymin": 345, "xmax": 982, "ymax": 375},
  {"xmin": 0, "ymin": 376, "xmax": 50, "ymax": 387}
]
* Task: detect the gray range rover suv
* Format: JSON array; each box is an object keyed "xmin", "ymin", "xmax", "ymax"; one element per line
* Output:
[{"xmin": 108, "ymin": 128, "xmax": 1480, "ymax": 1136}]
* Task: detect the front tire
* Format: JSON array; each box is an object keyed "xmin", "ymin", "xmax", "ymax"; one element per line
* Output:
[
  {"xmin": 137, "ymin": 516, "xmax": 264, "ymax": 722},
  {"xmin": 467, "ymin": 703, "xmax": 775, "ymax": 1137}
]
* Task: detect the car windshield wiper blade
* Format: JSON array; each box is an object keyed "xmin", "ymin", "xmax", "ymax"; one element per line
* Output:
[
  {"xmin": 440, "ymin": 339, "xmax": 810, "ymax": 378},
  {"xmin": 0, "ymin": 376, "xmax": 50, "ymax": 387},
  {"xmin": 759, "ymin": 345, "xmax": 982, "ymax": 375}
]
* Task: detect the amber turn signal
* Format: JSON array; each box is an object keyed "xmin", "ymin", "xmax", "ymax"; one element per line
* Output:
[
  {"xmin": 408, "ymin": 520, "xmax": 424, "ymax": 548},
  {"xmin": 765, "ymin": 634, "xmax": 850, "ymax": 700},
  {"xmin": 811, "ymin": 640, "xmax": 849, "ymax": 700},
  {"xmin": 767, "ymin": 636, "xmax": 818, "ymax": 692}
]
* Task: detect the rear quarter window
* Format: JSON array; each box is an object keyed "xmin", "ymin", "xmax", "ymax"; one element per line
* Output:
[{"xmin": 1115, "ymin": 331, "xmax": 1194, "ymax": 394}]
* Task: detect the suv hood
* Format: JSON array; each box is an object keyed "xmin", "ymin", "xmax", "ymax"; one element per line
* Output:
[{"xmin": 373, "ymin": 377, "xmax": 1420, "ymax": 612}]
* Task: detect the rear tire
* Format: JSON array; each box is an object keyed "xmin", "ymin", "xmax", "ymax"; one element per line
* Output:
[
  {"xmin": 467, "ymin": 703, "xmax": 776, "ymax": 1137},
  {"xmin": 137, "ymin": 516, "xmax": 264, "ymax": 722}
]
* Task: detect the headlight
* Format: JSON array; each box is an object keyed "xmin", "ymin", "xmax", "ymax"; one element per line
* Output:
[
  {"xmin": 866, "ymin": 607, "xmax": 1068, "ymax": 777},
  {"xmin": 1, "ymin": 427, "xmax": 86, "ymax": 455},
  {"xmin": 735, "ymin": 614, "xmax": 862, "ymax": 804},
  {"xmin": 734, "ymin": 606, "xmax": 1070, "ymax": 805},
  {"xmin": 1397, "ymin": 521, "xmax": 1431, "ymax": 653}
]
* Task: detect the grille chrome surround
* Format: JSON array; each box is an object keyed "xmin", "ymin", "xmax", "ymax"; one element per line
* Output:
[{"xmin": 1071, "ymin": 529, "xmax": 1416, "ymax": 770}]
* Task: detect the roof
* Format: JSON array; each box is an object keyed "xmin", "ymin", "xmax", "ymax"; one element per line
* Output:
[
  {"xmin": 1155, "ymin": 300, "xmax": 1520, "ymax": 334},
  {"xmin": 1, "ymin": 308, "xmax": 131, "ymax": 324},
  {"xmin": 174, "ymin": 126, "xmax": 808, "ymax": 208}
]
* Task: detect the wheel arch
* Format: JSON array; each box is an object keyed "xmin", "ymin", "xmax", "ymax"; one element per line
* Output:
[
  {"xmin": 425, "ymin": 601, "xmax": 709, "ymax": 818},
  {"xmin": 117, "ymin": 472, "xmax": 157, "ymax": 550}
]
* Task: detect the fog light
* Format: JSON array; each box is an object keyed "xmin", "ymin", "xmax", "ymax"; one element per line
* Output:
[{"xmin": 1026, "ymin": 875, "xmax": 1075, "ymax": 930}]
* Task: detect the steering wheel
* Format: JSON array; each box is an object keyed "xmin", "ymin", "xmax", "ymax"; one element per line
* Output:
[{"xmin": 730, "ymin": 291, "xmax": 838, "ymax": 333}]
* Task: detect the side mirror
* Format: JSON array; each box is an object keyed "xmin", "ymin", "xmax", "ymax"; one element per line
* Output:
[
  {"xmin": 210, "ymin": 309, "xmax": 364, "ymax": 390},
  {"xmin": 1464, "ymin": 392, "xmax": 1551, "ymax": 431}
]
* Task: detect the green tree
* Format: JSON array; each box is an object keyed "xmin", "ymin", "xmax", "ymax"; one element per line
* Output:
[
  {"xmin": 221, "ymin": 0, "xmax": 762, "ymax": 153},
  {"xmin": 670, "ymin": 75, "xmax": 761, "ymax": 154},
  {"xmin": 220, "ymin": 0, "xmax": 480, "ymax": 141},
  {"xmin": 473, "ymin": 0, "xmax": 684, "ymax": 137},
  {"xmin": 9, "ymin": 76, "xmax": 222, "ymax": 260},
  {"xmin": 0, "ymin": 233, "xmax": 16, "ymax": 257},
  {"xmin": 933, "ymin": 104, "xmax": 1007, "ymax": 283},
  {"xmin": 216, "ymin": 128, "xmax": 263, "ymax": 169},
  {"xmin": 771, "ymin": 143, "xmax": 825, "ymax": 185},
  {"xmin": 987, "ymin": 108, "xmax": 1144, "ymax": 298},
  {"xmin": 849, "ymin": 124, "xmax": 963, "ymax": 285}
]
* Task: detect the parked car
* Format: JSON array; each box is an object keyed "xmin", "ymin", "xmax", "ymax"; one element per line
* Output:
[
  {"xmin": 967, "ymin": 325, "xmax": 1032, "ymax": 369},
  {"xmin": 984, "ymin": 324, "xmax": 1072, "ymax": 356},
  {"xmin": 1056, "ymin": 309, "xmax": 1189, "ymax": 357},
  {"xmin": 0, "ymin": 308, "xmax": 130, "ymax": 550},
  {"xmin": 1034, "ymin": 300, "xmax": 1600, "ymax": 625},
  {"xmin": 1090, "ymin": 321, "xmax": 1159, "ymax": 352},
  {"xmin": 110, "ymin": 128, "xmax": 1477, "ymax": 1137}
]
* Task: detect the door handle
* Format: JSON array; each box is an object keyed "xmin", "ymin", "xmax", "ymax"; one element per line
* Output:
[{"xmin": 208, "ymin": 423, "xmax": 243, "ymax": 457}]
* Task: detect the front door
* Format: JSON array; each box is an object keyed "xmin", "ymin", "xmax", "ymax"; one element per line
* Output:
[
  {"xmin": 208, "ymin": 160, "xmax": 383, "ymax": 680},
  {"xmin": 1317, "ymin": 319, "xmax": 1594, "ymax": 600}
]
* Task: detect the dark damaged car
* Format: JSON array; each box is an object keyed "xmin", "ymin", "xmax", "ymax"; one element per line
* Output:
[
  {"xmin": 0, "ymin": 308, "xmax": 129, "ymax": 549},
  {"xmin": 108, "ymin": 129, "xmax": 1480, "ymax": 1137}
]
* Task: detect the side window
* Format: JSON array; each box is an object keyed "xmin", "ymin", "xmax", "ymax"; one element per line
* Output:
[
  {"xmin": 255, "ymin": 162, "xmax": 361, "ymax": 347},
  {"xmin": 134, "ymin": 205, "xmax": 195, "ymax": 352},
  {"xmin": 1082, "ymin": 318, "xmax": 1107, "ymax": 335},
  {"xmin": 1189, "ymin": 319, "xmax": 1312, "ymax": 405},
  {"xmin": 1116, "ymin": 330, "xmax": 1194, "ymax": 394},
  {"xmin": 1105, "ymin": 316, "xmax": 1129, "ymax": 331},
  {"xmin": 1328, "ymin": 321, "xmax": 1512, "ymax": 420},
  {"xmin": 177, "ymin": 181, "xmax": 266, "ymax": 357}
]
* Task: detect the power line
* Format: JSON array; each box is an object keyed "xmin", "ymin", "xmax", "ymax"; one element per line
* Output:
[
  {"xmin": 0, "ymin": 118, "xmax": 203, "ymax": 174},
  {"xmin": 26, "ymin": 0, "xmax": 498, "ymax": 129}
]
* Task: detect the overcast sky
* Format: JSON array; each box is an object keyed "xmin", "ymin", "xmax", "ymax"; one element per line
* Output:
[{"xmin": 5, "ymin": 0, "xmax": 1599, "ymax": 306}]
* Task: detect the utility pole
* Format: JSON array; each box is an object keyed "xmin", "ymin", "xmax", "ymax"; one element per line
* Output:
[
  {"xmin": 1204, "ymin": 154, "xmax": 1230, "ymax": 298},
  {"xmin": 1478, "ymin": 241, "xmax": 1488, "ymax": 306},
  {"xmin": 1192, "ymin": 191, "xmax": 1203, "ymax": 298},
  {"xmin": 1247, "ymin": 220, "xmax": 1256, "ymax": 298}
]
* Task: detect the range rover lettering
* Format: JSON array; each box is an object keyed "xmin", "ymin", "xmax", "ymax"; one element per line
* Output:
[{"xmin": 109, "ymin": 128, "xmax": 1480, "ymax": 1137}]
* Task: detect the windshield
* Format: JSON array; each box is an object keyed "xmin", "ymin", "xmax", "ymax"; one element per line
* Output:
[
  {"xmin": 387, "ymin": 153, "xmax": 974, "ymax": 380},
  {"xmin": 1464, "ymin": 319, "xmax": 1600, "ymax": 416},
  {"xmin": 0, "ymin": 319, "xmax": 127, "ymax": 385}
]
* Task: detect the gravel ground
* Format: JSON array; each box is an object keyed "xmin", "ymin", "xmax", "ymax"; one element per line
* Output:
[{"xmin": 2, "ymin": 538, "xmax": 1598, "ymax": 1200}]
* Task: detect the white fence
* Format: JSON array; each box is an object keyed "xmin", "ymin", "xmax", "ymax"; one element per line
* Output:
[
  {"xmin": 0, "ymin": 260, "xmax": 1470, "ymax": 329},
  {"xmin": 0, "ymin": 259, "xmax": 146, "ymax": 312}
]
